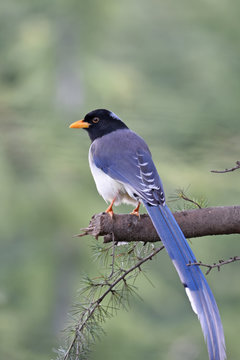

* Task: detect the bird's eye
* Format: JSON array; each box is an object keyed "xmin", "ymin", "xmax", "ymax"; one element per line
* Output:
[{"xmin": 92, "ymin": 117, "xmax": 100, "ymax": 123}]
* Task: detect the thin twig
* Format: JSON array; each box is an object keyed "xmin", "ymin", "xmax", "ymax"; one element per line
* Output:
[
  {"xmin": 172, "ymin": 189, "xmax": 202, "ymax": 209},
  {"xmin": 187, "ymin": 256, "xmax": 240, "ymax": 275},
  {"xmin": 179, "ymin": 192, "xmax": 202, "ymax": 209},
  {"xmin": 211, "ymin": 161, "xmax": 240, "ymax": 173},
  {"xmin": 63, "ymin": 245, "xmax": 165, "ymax": 360},
  {"xmin": 107, "ymin": 233, "xmax": 117, "ymax": 280}
]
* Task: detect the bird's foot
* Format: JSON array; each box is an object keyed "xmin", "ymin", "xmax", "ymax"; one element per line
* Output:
[
  {"xmin": 130, "ymin": 202, "xmax": 140, "ymax": 218},
  {"xmin": 106, "ymin": 208, "xmax": 114, "ymax": 218},
  {"xmin": 105, "ymin": 198, "xmax": 116, "ymax": 218}
]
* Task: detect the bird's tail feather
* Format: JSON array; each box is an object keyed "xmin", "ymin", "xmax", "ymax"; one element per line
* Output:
[{"xmin": 144, "ymin": 202, "xmax": 226, "ymax": 360}]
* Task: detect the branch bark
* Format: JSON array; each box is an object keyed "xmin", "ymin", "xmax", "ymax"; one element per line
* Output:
[{"xmin": 77, "ymin": 205, "xmax": 240, "ymax": 243}]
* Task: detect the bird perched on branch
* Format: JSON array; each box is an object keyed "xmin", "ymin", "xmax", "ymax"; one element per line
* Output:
[{"xmin": 70, "ymin": 109, "xmax": 226, "ymax": 360}]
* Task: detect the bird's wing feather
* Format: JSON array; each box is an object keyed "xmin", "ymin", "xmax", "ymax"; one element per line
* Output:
[
  {"xmin": 145, "ymin": 203, "xmax": 226, "ymax": 360},
  {"xmin": 91, "ymin": 130, "xmax": 165, "ymax": 205}
]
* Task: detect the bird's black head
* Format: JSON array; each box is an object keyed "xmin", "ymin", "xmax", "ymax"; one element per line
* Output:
[{"xmin": 69, "ymin": 109, "xmax": 128, "ymax": 142}]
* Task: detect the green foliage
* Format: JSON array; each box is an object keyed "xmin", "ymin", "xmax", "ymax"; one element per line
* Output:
[
  {"xmin": 168, "ymin": 187, "xmax": 209, "ymax": 210},
  {"xmin": 56, "ymin": 242, "xmax": 162, "ymax": 360}
]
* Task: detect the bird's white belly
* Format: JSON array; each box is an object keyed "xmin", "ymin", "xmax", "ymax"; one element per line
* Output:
[{"xmin": 88, "ymin": 149, "xmax": 137, "ymax": 206}]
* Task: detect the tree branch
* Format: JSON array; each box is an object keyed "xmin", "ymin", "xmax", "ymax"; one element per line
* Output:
[
  {"xmin": 62, "ymin": 245, "xmax": 164, "ymax": 360},
  {"xmin": 77, "ymin": 205, "xmax": 240, "ymax": 243},
  {"xmin": 211, "ymin": 160, "xmax": 240, "ymax": 173},
  {"xmin": 187, "ymin": 256, "xmax": 240, "ymax": 275}
]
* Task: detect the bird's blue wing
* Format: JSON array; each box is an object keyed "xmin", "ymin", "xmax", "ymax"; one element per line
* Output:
[
  {"xmin": 92, "ymin": 141, "xmax": 165, "ymax": 206},
  {"xmin": 91, "ymin": 130, "xmax": 226, "ymax": 360}
]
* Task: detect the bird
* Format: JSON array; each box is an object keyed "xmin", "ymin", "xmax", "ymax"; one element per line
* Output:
[{"xmin": 69, "ymin": 108, "xmax": 226, "ymax": 360}]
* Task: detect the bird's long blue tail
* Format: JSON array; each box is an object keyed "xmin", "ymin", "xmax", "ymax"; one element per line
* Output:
[{"xmin": 144, "ymin": 202, "xmax": 226, "ymax": 360}]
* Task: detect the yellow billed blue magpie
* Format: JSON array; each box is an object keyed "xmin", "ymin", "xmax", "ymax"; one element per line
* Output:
[{"xmin": 70, "ymin": 109, "xmax": 226, "ymax": 360}]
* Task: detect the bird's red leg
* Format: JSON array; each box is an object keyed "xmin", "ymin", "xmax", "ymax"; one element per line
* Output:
[
  {"xmin": 105, "ymin": 198, "xmax": 116, "ymax": 217},
  {"xmin": 130, "ymin": 202, "xmax": 140, "ymax": 217}
]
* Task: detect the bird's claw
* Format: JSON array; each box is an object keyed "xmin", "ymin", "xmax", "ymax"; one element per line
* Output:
[{"xmin": 130, "ymin": 202, "xmax": 140, "ymax": 218}]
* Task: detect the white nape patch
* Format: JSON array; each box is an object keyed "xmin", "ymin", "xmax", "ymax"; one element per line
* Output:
[{"xmin": 109, "ymin": 111, "xmax": 121, "ymax": 121}]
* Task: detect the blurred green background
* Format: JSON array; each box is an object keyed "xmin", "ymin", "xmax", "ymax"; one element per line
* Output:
[{"xmin": 1, "ymin": 1, "xmax": 240, "ymax": 359}]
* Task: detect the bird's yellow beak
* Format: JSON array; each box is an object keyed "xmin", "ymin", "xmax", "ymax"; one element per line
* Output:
[{"xmin": 69, "ymin": 119, "xmax": 90, "ymax": 129}]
